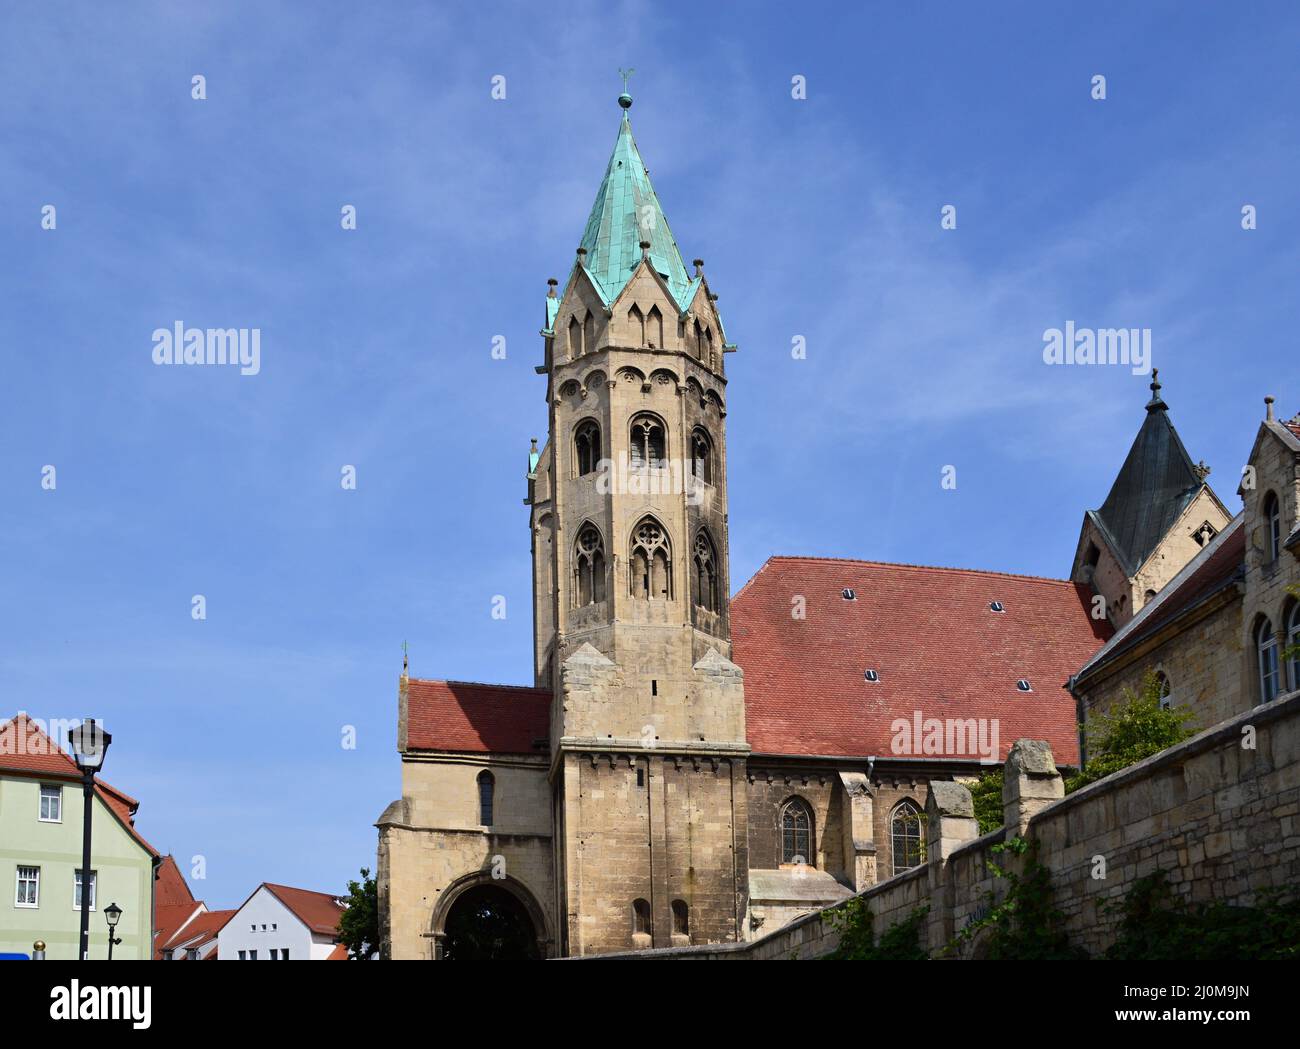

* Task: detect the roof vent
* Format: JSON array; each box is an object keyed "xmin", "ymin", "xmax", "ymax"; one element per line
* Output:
[
  {"xmin": 863, "ymin": 669, "xmax": 879, "ymax": 683},
  {"xmin": 1015, "ymin": 679, "xmax": 1032, "ymax": 692},
  {"xmin": 990, "ymin": 601, "xmax": 1005, "ymax": 613},
  {"xmin": 842, "ymin": 588, "xmax": 856, "ymax": 601}
]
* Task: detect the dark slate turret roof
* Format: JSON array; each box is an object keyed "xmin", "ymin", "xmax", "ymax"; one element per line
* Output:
[{"xmin": 1091, "ymin": 374, "xmax": 1207, "ymax": 575}]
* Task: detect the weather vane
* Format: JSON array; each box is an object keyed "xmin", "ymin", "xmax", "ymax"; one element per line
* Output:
[{"xmin": 619, "ymin": 67, "xmax": 635, "ymax": 91}]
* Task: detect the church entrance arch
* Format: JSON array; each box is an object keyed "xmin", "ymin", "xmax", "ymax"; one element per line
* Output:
[{"xmin": 430, "ymin": 872, "xmax": 550, "ymax": 960}]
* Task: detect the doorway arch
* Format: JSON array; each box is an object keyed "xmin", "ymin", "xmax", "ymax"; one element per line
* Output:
[{"xmin": 430, "ymin": 872, "xmax": 551, "ymax": 960}]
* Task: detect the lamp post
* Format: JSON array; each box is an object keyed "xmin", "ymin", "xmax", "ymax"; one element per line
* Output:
[
  {"xmin": 69, "ymin": 718, "xmax": 111, "ymax": 962},
  {"xmin": 104, "ymin": 903, "xmax": 123, "ymax": 961}
]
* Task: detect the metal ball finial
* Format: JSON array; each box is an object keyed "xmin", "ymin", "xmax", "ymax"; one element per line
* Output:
[{"xmin": 618, "ymin": 92, "xmax": 633, "ymax": 110}]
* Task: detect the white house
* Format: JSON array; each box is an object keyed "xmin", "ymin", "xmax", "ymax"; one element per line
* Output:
[{"xmin": 217, "ymin": 883, "xmax": 347, "ymax": 960}]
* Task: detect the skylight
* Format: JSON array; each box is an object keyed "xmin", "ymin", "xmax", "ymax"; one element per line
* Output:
[
  {"xmin": 990, "ymin": 601, "xmax": 1006, "ymax": 613},
  {"xmin": 863, "ymin": 669, "xmax": 879, "ymax": 683},
  {"xmin": 842, "ymin": 588, "xmax": 856, "ymax": 601},
  {"xmin": 1015, "ymin": 679, "xmax": 1032, "ymax": 692}
]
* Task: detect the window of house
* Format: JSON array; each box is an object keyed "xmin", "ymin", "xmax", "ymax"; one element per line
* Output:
[
  {"xmin": 574, "ymin": 420, "xmax": 601, "ymax": 477},
  {"xmin": 780, "ymin": 799, "xmax": 813, "ymax": 866},
  {"xmin": 281, "ymin": 948, "xmax": 289, "ymax": 959},
  {"xmin": 632, "ymin": 898, "xmax": 652, "ymax": 938},
  {"xmin": 1257, "ymin": 618, "xmax": 1280, "ymax": 704},
  {"xmin": 1288, "ymin": 603, "xmax": 1300, "ymax": 693},
  {"xmin": 478, "ymin": 770, "xmax": 495, "ymax": 827},
  {"xmin": 74, "ymin": 869, "xmax": 96, "ymax": 910},
  {"xmin": 249, "ymin": 949, "xmax": 258, "ymax": 960},
  {"xmin": 692, "ymin": 531, "xmax": 718, "ymax": 613},
  {"xmin": 891, "ymin": 801, "xmax": 925, "ymax": 874},
  {"xmin": 573, "ymin": 525, "xmax": 607, "ymax": 606},
  {"xmin": 15, "ymin": 866, "xmax": 39, "ymax": 907},
  {"xmin": 186, "ymin": 948, "xmax": 198, "ymax": 960},
  {"xmin": 39, "ymin": 784, "xmax": 61, "ymax": 822},
  {"xmin": 1264, "ymin": 492, "xmax": 1282, "ymax": 562},
  {"xmin": 238, "ymin": 950, "xmax": 247, "ymax": 960},
  {"xmin": 629, "ymin": 414, "xmax": 666, "ymax": 469},
  {"xmin": 270, "ymin": 948, "xmax": 279, "ymax": 960},
  {"xmin": 630, "ymin": 517, "xmax": 671, "ymax": 600},
  {"xmin": 672, "ymin": 899, "xmax": 689, "ymax": 937}
]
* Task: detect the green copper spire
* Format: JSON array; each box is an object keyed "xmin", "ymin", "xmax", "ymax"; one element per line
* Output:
[{"xmin": 575, "ymin": 93, "xmax": 693, "ymax": 310}]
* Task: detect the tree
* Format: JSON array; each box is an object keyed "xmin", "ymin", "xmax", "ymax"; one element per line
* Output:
[
  {"xmin": 337, "ymin": 867, "xmax": 379, "ymax": 960},
  {"xmin": 968, "ymin": 769, "xmax": 1004, "ymax": 834},
  {"xmin": 1066, "ymin": 670, "xmax": 1196, "ymax": 793}
]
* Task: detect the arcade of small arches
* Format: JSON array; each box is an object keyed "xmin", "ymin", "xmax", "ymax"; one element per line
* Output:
[
  {"xmin": 562, "ymin": 302, "xmax": 720, "ymax": 370},
  {"xmin": 569, "ymin": 413, "xmax": 717, "ymax": 483}
]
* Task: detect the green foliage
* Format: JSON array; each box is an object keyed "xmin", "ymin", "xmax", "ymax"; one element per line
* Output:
[
  {"xmin": 968, "ymin": 769, "xmax": 1004, "ymax": 834},
  {"xmin": 944, "ymin": 837, "xmax": 1086, "ymax": 960},
  {"xmin": 1105, "ymin": 871, "xmax": 1300, "ymax": 960},
  {"xmin": 1066, "ymin": 670, "xmax": 1196, "ymax": 793},
  {"xmin": 823, "ymin": 898, "xmax": 929, "ymax": 960},
  {"xmin": 337, "ymin": 867, "xmax": 379, "ymax": 960}
]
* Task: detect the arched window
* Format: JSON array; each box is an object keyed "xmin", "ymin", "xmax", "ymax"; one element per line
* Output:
[
  {"xmin": 671, "ymin": 899, "xmax": 689, "ymax": 937},
  {"xmin": 1288, "ymin": 602, "xmax": 1300, "ymax": 693},
  {"xmin": 477, "ymin": 771, "xmax": 495, "ymax": 827},
  {"xmin": 574, "ymin": 420, "xmax": 601, "ymax": 477},
  {"xmin": 583, "ymin": 311, "xmax": 596, "ymax": 355},
  {"xmin": 690, "ymin": 428, "xmax": 713, "ymax": 485},
  {"xmin": 891, "ymin": 800, "xmax": 924, "ymax": 874},
  {"xmin": 629, "ymin": 413, "xmax": 666, "ymax": 469},
  {"xmin": 646, "ymin": 305, "xmax": 663, "ymax": 348},
  {"xmin": 692, "ymin": 531, "xmax": 719, "ymax": 613},
  {"xmin": 568, "ymin": 315, "xmax": 582, "ymax": 357},
  {"xmin": 780, "ymin": 798, "xmax": 813, "ymax": 866},
  {"xmin": 628, "ymin": 304, "xmax": 645, "ymax": 347},
  {"xmin": 693, "ymin": 319, "xmax": 705, "ymax": 361},
  {"xmin": 704, "ymin": 326, "xmax": 715, "ymax": 368},
  {"xmin": 1263, "ymin": 492, "xmax": 1282, "ymax": 562},
  {"xmin": 573, "ymin": 525, "xmax": 606, "ymax": 607},
  {"xmin": 1256, "ymin": 617, "xmax": 1280, "ymax": 704},
  {"xmin": 1154, "ymin": 670, "xmax": 1173, "ymax": 709},
  {"xmin": 629, "ymin": 517, "xmax": 671, "ymax": 600},
  {"xmin": 632, "ymin": 898, "xmax": 652, "ymax": 938}
]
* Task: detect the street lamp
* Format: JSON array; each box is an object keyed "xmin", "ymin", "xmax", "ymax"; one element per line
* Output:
[
  {"xmin": 69, "ymin": 718, "xmax": 111, "ymax": 962},
  {"xmin": 104, "ymin": 903, "xmax": 123, "ymax": 961}
]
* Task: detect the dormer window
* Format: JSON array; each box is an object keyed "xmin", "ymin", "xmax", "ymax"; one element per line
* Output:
[
  {"xmin": 989, "ymin": 601, "xmax": 1005, "ymax": 613},
  {"xmin": 1015, "ymin": 679, "xmax": 1033, "ymax": 692},
  {"xmin": 863, "ymin": 669, "xmax": 879, "ymax": 683},
  {"xmin": 842, "ymin": 588, "xmax": 856, "ymax": 601}
]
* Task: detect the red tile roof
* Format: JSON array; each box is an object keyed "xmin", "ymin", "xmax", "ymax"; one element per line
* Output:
[
  {"xmin": 153, "ymin": 903, "xmax": 205, "ymax": 959},
  {"xmin": 164, "ymin": 909, "xmax": 234, "ymax": 954},
  {"xmin": 262, "ymin": 883, "xmax": 346, "ymax": 936},
  {"xmin": 0, "ymin": 714, "xmax": 158, "ymax": 858},
  {"xmin": 326, "ymin": 943, "xmax": 349, "ymax": 960},
  {"xmin": 730, "ymin": 557, "xmax": 1111, "ymax": 765},
  {"xmin": 405, "ymin": 679, "xmax": 551, "ymax": 755},
  {"xmin": 1286, "ymin": 419, "xmax": 1300, "ymax": 440},
  {"xmin": 155, "ymin": 855, "xmax": 196, "ymax": 907}
]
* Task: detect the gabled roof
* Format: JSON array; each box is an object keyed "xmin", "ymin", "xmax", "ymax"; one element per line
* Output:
[
  {"xmin": 1073, "ymin": 514, "xmax": 1246, "ymax": 684},
  {"xmin": 1092, "ymin": 376, "xmax": 1211, "ymax": 575},
  {"xmin": 575, "ymin": 104, "xmax": 692, "ymax": 311},
  {"xmin": 155, "ymin": 854, "xmax": 196, "ymax": 906},
  {"xmin": 154, "ymin": 902, "xmax": 207, "ymax": 959},
  {"xmin": 405, "ymin": 679, "xmax": 550, "ymax": 755},
  {"xmin": 163, "ymin": 908, "xmax": 234, "ymax": 954},
  {"xmin": 0, "ymin": 713, "xmax": 158, "ymax": 858},
  {"xmin": 261, "ymin": 883, "xmax": 346, "ymax": 936},
  {"xmin": 730, "ymin": 557, "xmax": 1111, "ymax": 765}
]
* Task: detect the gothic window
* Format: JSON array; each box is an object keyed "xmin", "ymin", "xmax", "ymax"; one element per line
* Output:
[
  {"xmin": 574, "ymin": 420, "xmax": 601, "ymax": 477},
  {"xmin": 629, "ymin": 304, "xmax": 645, "ymax": 347},
  {"xmin": 568, "ymin": 315, "xmax": 582, "ymax": 357},
  {"xmin": 1287, "ymin": 602, "xmax": 1300, "ymax": 693},
  {"xmin": 704, "ymin": 326, "xmax": 715, "ymax": 368},
  {"xmin": 629, "ymin": 517, "xmax": 671, "ymax": 600},
  {"xmin": 693, "ymin": 319, "xmax": 705, "ymax": 361},
  {"xmin": 1263, "ymin": 492, "xmax": 1282, "ymax": 563},
  {"xmin": 690, "ymin": 428, "xmax": 713, "ymax": 485},
  {"xmin": 1256, "ymin": 617, "xmax": 1280, "ymax": 704},
  {"xmin": 692, "ymin": 530, "xmax": 719, "ymax": 613},
  {"xmin": 573, "ymin": 525, "xmax": 607, "ymax": 607},
  {"xmin": 629, "ymin": 413, "xmax": 666, "ymax": 469},
  {"xmin": 1154, "ymin": 670, "xmax": 1173, "ymax": 709},
  {"xmin": 780, "ymin": 798, "xmax": 813, "ymax": 866},
  {"xmin": 891, "ymin": 800, "xmax": 925, "ymax": 874},
  {"xmin": 583, "ymin": 311, "xmax": 596, "ymax": 355},
  {"xmin": 632, "ymin": 898, "xmax": 652, "ymax": 938},
  {"xmin": 646, "ymin": 305, "xmax": 663, "ymax": 349},
  {"xmin": 671, "ymin": 899, "xmax": 689, "ymax": 937},
  {"xmin": 477, "ymin": 770, "xmax": 495, "ymax": 826}
]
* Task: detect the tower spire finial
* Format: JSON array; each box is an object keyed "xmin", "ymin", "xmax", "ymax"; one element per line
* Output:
[
  {"xmin": 1146, "ymin": 368, "xmax": 1167, "ymax": 413},
  {"xmin": 617, "ymin": 68, "xmax": 635, "ymax": 111}
]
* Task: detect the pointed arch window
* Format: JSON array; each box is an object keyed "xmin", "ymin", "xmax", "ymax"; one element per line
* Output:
[
  {"xmin": 568, "ymin": 315, "xmax": 583, "ymax": 357},
  {"xmin": 693, "ymin": 319, "xmax": 705, "ymax": 361},
  {"xmin": 891, "ymin": 800, "xmax": 925, "ymax": 874},
  {"xmin": 628, "ymin": 304, "xmax": 645, "ymax": 347},
  {"xmin": 1257, "ymin": 617, "xmax": 1280, "ymax": 704},
  {"xmin": 574, "ymin": 420, "xmax": 601, "ymax": 477},
  {"xmin": 630, "ymin": 517, "xmax": 671, "ymax": 600},
  {"xmin": 646, "ymin": 305, "xmax": 664, "ymax": 349},
  {"xmin": 583, "ymin": 311, "xmax": 596, "ymax": 355},
  {"xmin": 574, "ymin": 525, "xmax": 607, "ymax": 607},
  {"xmin": 1264, "ymin": 492, "xmax": 1282, "ymax": 563},
  {"xmin": 1286, "ymin": 602, "xmax": 1300, "ymax": 693},
  {"xmin": 692, "ymin": 530, "xmax": 719, "ymax": 613},
  {"xmin": 629, "ymin": 413, "xmax": 666, "ymax": 469},
  {"xmin": 780, "ymin": 798, "xmax": 813, "ymax": 866},
  {"xmin": 690, "ymin": 428, "xmax": 713, "ymax": 485},
  {"xmin": 477, "ymin": 770, "xmax": 495, "ymax": 826}
]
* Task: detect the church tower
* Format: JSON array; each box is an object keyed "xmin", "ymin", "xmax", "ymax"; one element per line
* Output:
[
  {"xmin": 525, "ymin": 90, "xmax": 749, "ymax": 955},
  {"xmin": 1070, "ymin": 371, "xmax": 1232, "ymax": 627}
]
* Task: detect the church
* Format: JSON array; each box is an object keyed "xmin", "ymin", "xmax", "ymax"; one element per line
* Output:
[{"xmin": 374, "ymin": 93, "xmax": 1300, "ymax": 960}]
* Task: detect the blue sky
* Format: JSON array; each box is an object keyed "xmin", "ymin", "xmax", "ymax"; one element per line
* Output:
[{"xmin": 1, "ymin": 1, "xmax": 1296, "ymax": 909}]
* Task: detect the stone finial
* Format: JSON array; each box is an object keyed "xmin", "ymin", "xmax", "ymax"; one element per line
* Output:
[
  {"xmin": 1003, "ymin": 738, "xmax": 1065, "ymax": 834},
  {"xmin": 693, "ymin": 258, "xmax": 704, "ymax": 277},
  {"xmin": 1265, "ymin": 395, "xmax": 1275, "ymax": 421},
  {"xmin": 546, "ymin": 278, "xmax": 558, "ymax": 297},
  {"xmin": 1194, "ymin": 459, "xmax": 1211, "ymax": 481},
  {"xmin": 924, "ymin": 781, "xmax": 978, "ymax": 865},
  {"xmin": 928, "ymin": 780, "xmax": 974, "ymax": 818},
  {"xmin": 639, "ymin": 240, "xmax": 651, "ymax": 259},
  {"xmin": 576, "ymin": 246, "xmax": 587, "ymax": 261},
  {"xmin": 1146, "ymin": 368, "xmax": 1168, "ymax": 413}
]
